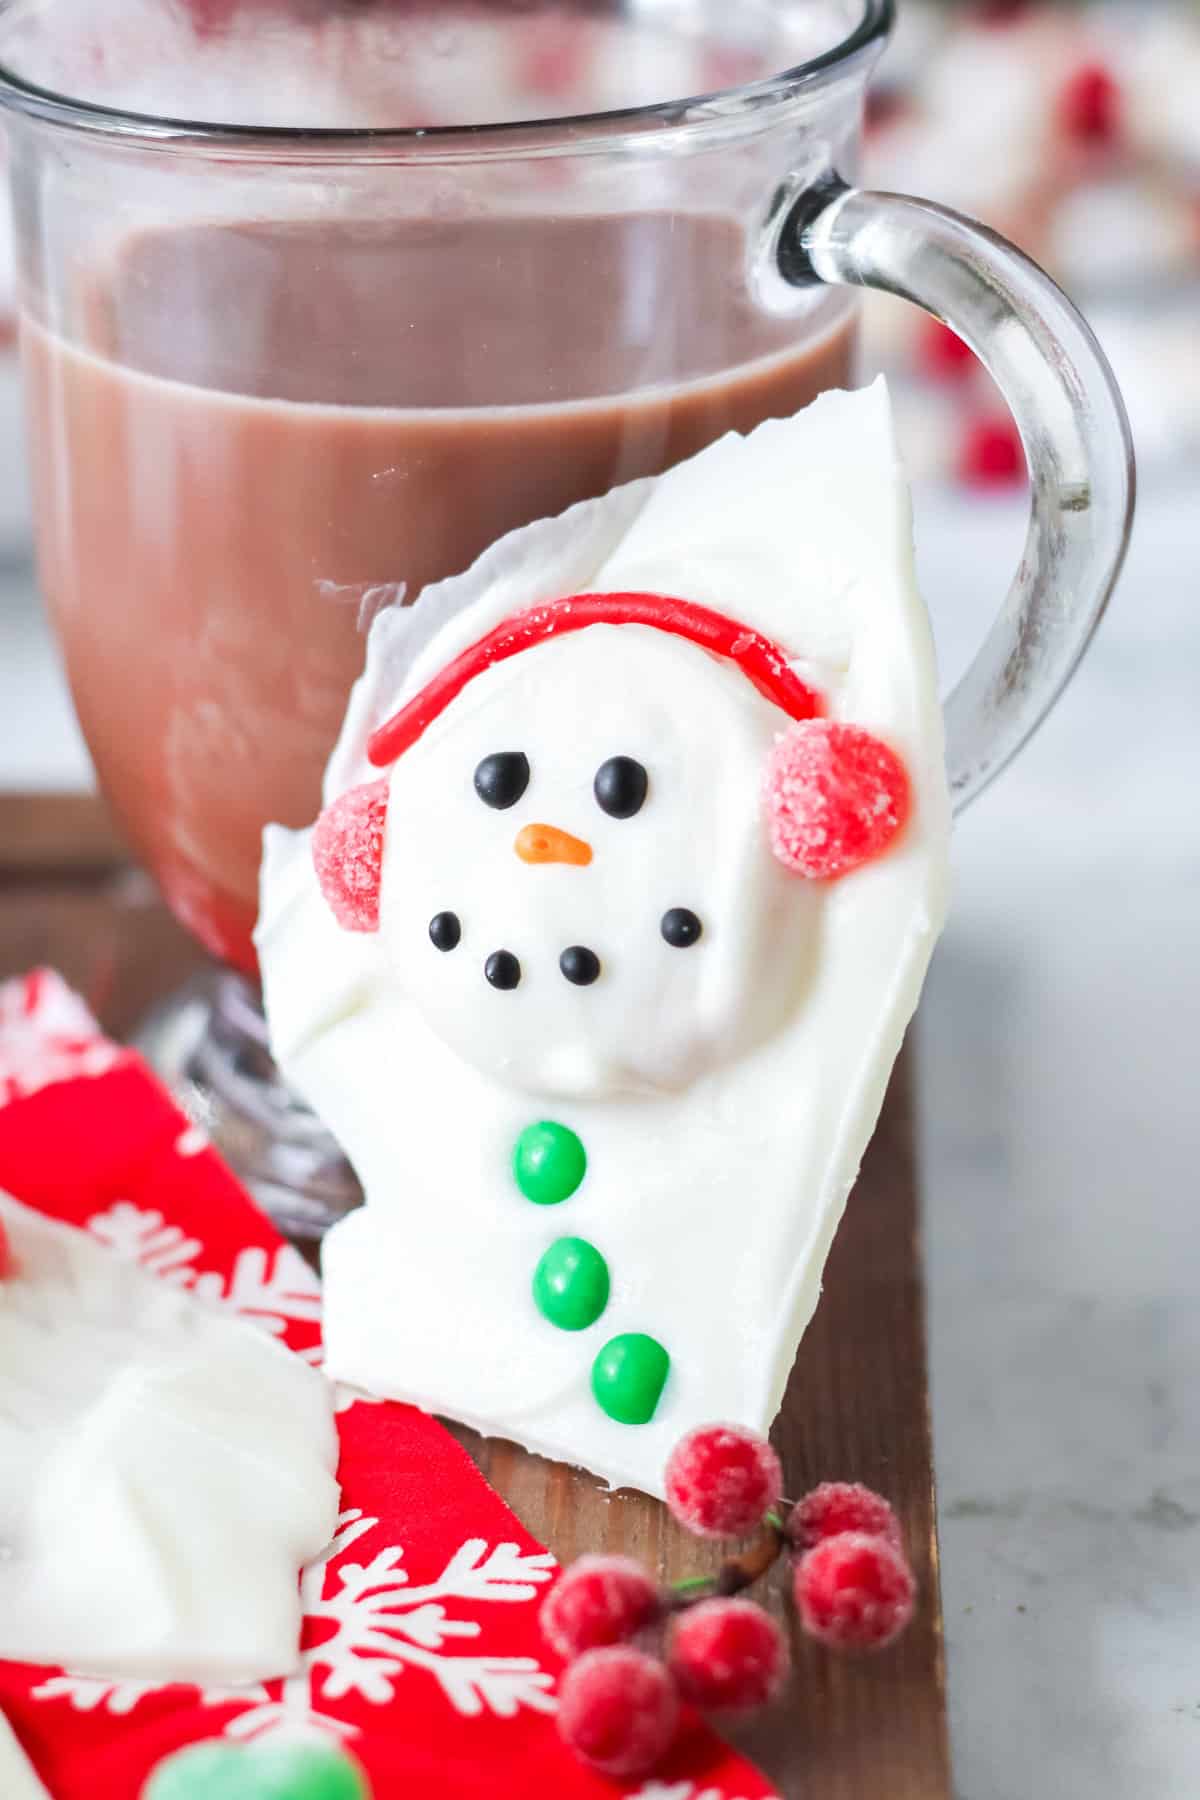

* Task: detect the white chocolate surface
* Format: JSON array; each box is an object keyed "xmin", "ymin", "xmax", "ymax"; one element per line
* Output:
[
  {"xmin": 0, "ymin": 1194, "xmax": 340, "ymax": 1682},
  {"xmin": 0, "ymin": 1712, "xmax": 50, "ymax": 1800},
  {"xmin": 259, "ymin": 382, "xmax": 951, "ymax": 1498}
]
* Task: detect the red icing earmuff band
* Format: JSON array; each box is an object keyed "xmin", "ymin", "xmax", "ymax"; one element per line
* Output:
[{"xmin": 366, "ymin": 593, "xmax": 822, "ymax": 770}]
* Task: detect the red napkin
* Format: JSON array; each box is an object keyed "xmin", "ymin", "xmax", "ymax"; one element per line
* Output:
[{"xmin": 0, "ymin": 970, "xmax": 777, "ymax": 1800}]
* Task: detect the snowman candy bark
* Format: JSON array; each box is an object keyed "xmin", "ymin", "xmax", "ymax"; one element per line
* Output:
[{"xmin": 259, "ymin": 383, "xmax": 951, "ymax": 1498}]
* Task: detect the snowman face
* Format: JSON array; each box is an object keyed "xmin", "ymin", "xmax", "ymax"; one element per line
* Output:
[{"xmin": 376, "ymin": 625, "xmax": 820, "ymax": 1098}]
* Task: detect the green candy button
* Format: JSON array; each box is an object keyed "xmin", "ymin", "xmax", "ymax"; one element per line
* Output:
[
  {"xmin": 142, "ymin": 1742, "xmax": 370, "ymax": 1800},
  {"xmin": 534, "ymin": 1237, "xmax": 610, "ymax": 1331},
  {"xmin": 591, "ymin": 1332, "xmax": 671, "ymax": 1425},
  {"xmin": 513, "ymin": 1120, "xmax": 587, "ymax": 1206}
]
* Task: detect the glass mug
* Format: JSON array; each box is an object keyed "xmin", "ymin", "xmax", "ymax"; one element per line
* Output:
[{"xmin": 0, "ymin": 0, "xmax": 1133, "ymax": 1234}]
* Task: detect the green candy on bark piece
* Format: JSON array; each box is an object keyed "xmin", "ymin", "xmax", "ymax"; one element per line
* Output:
[
  {"xmin": 512, "ymin": 1120, "xmax": 587, "ymax": 1206},
  {"xmin": 591, "ymin": 1333, "xmax": 670, "ymax": 1424},
  {"xmin": 142, "ymin": 1741, "xmax": 370, "ymax": 1800},
  {"xmin": 533, "ymin": 1236, "xmax": 610, "ymax": 1331}
]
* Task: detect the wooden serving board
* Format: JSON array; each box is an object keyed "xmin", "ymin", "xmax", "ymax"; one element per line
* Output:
[{"xmin": 0, "ymin": 791, "xmax": 951, "ymax": 1799}]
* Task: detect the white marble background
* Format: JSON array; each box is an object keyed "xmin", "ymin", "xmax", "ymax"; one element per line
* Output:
[
  {"xmin": 915, "ymin": 476, "xmax": 1200, "ymax": 1800},
  {"xmin": 0, "ymin": 464, "xmax": 1196, "ymax": 1799}
]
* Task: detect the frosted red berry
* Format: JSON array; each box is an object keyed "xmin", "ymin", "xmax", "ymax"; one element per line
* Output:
[
  {"xmin": 765, "ymin": 721, "xmax": 912, "ymax": 882},
  {"xmin": 1059, "ymin": 64, "xmax": 1121, "ymax": 147},
  {"xmin": 312, "ymin": 778, "xmax": 390, "ymax": 933},
  {"xmin": 794, "ymin": 1531, "xmax": 916, "ymax": 1652},
  {"xmin": 917, "ymin": 318, "xmax": 976, "ymax": 385},
  {"xmin": 975, "ymin": 0, "xmax": 1030, "ymax": 24},
  {"xmin": 668, "ymin": 1598, "xmax": 789, "ymax": 1714},
  {"xmin": 541, "ymin": 1554, "xmax": 660, "ymax": 1661},
  {"xmin": 958, "ymin": 414, "xmax": 1026, "ymax": 490},
  {"xmin": 521, "ymin": 31, "xmax": 588, "ymax": 98},
  {"xmin": 664, "ymin": 1424, "xmax": 783, "ymax": 1540},
  {"xmin": 789, "ymin": 1483, "xmax": 903, "ymax": 1554},
  {"xmin": 557, "ymin": 1646, "xmax": 680, "ymax": 1780},
  {"xmin": 184, "ymin": 0, "xmax": 238, "ymax": 35},
  {"xmin": 864, "ymin": 88, "xmax": 907, "ymax": 137}
]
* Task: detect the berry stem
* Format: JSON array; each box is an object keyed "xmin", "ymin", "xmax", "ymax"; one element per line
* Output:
[
  {"xmin": 665, "ymin": 1518, "xmax": 789, "ymax": 1613},
  {"xmin": 671, "ymin": 1575, "xmax": 716, "ymax": 1596}
]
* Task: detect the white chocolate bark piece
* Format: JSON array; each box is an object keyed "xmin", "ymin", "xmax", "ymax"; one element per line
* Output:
[
  {"xmin": 258, "ymin": 381, "xmax": 951, "ymax": 1499},
  {"xmin": 0, "ymin": 1194, "xmax": 339, "ymax": 1682},
  {"xmin": 0, "ymin": 1712, "xmax": 51, "ymax": 1800}
]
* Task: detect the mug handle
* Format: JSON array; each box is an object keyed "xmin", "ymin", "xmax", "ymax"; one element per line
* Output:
[{"xmin": 774, "ymin": 178, "xmax": 1136, "ymax": 813}]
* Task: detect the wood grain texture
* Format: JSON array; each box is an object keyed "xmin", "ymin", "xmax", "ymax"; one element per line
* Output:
[
  {"xmin": 0, "ymin": 792, "xmax": 950, "ymax": 1800},
  {"xmin": 0, "ymin": 792, "xmax": 130, "ymax": 876}
]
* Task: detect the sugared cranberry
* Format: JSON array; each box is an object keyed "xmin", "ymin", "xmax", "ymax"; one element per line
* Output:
[
  {"xmin": 918, "ymin": 318, "xmax": 977, "ymax": 385},
  {"xmin": 557, "ymin": 1647, "xmax": 680, "ymax": 1780},
  {"xmin": 794, "ymin": 1531, "xmax": 916, "ymax": 1652},
  {"xmin": 958, "ymin": 414, "xmax": 1027, "ymax": 490},
  {"xmin": 185, "ymin": 0, "xmax": 239, "ymax": 35},
  {"xmin": 864, "ymin": 89, "xmax": 908, "ymax": 137},
  {"xmin": 521, "ymin": 34, "xmax": 588, "ymax": 99},
  {"xmin": 541, "ymin": 1555, "xmax": 660, "ymax": 1662},
  {"xmin": 974, "ymin": 0, "xmax": 1031, "ymax": 25},
  {"xmin": 764, "ymin": 722, "xmax": 912, "ymax": 883},
  {"xmin": 668, "ymin": 1598, "xmax": 788, "ymax": 1714},
  {"xmin": 789, "ymin": 1483, "xmax": 903, "ymax": 1554},
  {"xmin": 1059, "ymin": 64, "xmax": 1122, "ymax": 147},
  {"xmin": 664, "ymin": 1425, "xmax": 783, "ymax": 1540}
]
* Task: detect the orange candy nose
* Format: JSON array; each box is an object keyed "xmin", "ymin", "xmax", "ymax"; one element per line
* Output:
[{"xmin": 515, "ymin": 823, "xmax": 594, "ymax": 867}]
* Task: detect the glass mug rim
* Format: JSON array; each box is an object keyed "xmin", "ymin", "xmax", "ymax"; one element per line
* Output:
[{"xmin": 0, "ymin": 0, "xmax": 891, "ymax": 154}]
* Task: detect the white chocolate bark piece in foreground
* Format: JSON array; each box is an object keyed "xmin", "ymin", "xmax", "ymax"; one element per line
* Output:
[
  {"xmin": 258, "ymin": 381, "xmax": 951, "ymax": 1500},
  {"xmin": 0, "ymin": 1194, "xmax": 339, "ymax": 1682},
  {"xmin": 0, "ymin": 1712, "xmax": 50, "ymax": 1800}
]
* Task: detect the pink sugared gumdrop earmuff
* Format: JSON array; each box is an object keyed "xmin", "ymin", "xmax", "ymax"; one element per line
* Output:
[
  {"xmin": 311, "ymin": 778, "xmax": 390, "ymax": 933},
  {"xmin": 764, "ymin": 720, "xmax": 911, "ymax": 882},
  {"xmin": 311, "ymin": 720, "xmax": 910, "ymax": 936}
]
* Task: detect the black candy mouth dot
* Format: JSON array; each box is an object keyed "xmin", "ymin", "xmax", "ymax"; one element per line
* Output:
[
  {"xmin": 661, "ymin": 908, "xmax": 703, "ymax": 948},
  {"xmin": 560, "ymin": 945, "xmax": 602, "ymax": 986},
  {"xmin": 485, "ymin": 950, "xmax": 522, "ymax": 990},
  {"xmin": 429, "ymin": 911, "xmax": 462, "ymax": 952}
]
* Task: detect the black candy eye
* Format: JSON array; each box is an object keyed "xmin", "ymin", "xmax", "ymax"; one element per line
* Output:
[
  {"xmin": 429, "ymin": 912, "xmax": 461, "ymax": 952},
  {"xmin": 661, "ymin": 908, "xmax": 703, "ymax": 949},
  {"xmin": 594, "ymin": 756, "xmax": 648, "ymax": 820},
  {"xmin": 475, "ymin": 752, "xmax": 530, "ymax": 811}
]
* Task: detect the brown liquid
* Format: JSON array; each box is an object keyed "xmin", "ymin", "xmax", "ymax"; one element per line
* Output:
[{"xmin": 24, "ymin": 214, "xmax": 854, "ymax": 971}]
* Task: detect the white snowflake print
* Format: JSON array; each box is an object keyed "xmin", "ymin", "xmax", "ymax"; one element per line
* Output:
[
  {"xmin": 29, "ymin": 1677, "xmax": 161, "ymax": 1718},
  {"xmin": 87, "ymin": 1202, "xmax": 206, "ymax": 1286},
  {"xmin": 29, "ymin": 1676, "xmax": 254, "ymax": 1718},
  {"xmin": 32, "ymin": 1513, "xmax": 557, "ymax": 1740},
  {"xmin": 86, "ymin": 1202, "xmax": 322, "ymax": 1338},
  {"xmin": 229, "ymin": 1510, "xmax": 557, "ymax": 1740},
  {"xmin": 0, "ymin": 969, "xmax": 124, "ymax": 1107},
  {"xmin": 188, "ymin": 1242, "xmax": 323, "ymax": 1337},
  {"xmin": 631, "ymin": 1785, "xmax": 782, "ymax": 1800}
]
